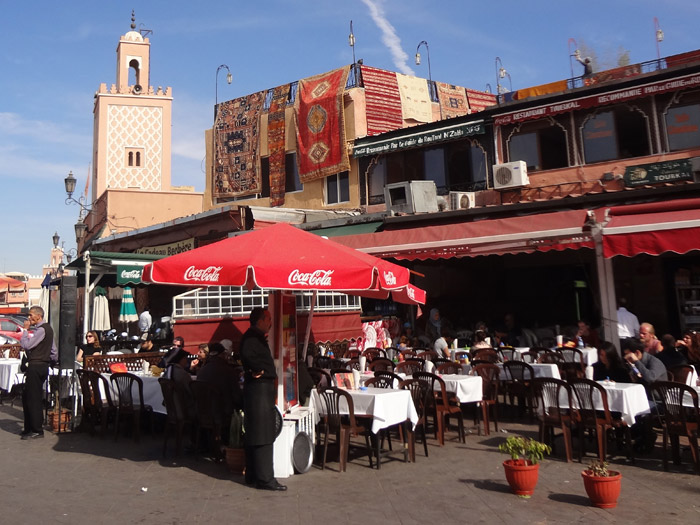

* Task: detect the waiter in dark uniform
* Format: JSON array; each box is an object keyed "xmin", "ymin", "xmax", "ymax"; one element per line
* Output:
[
  {"xmin": 239, "ymin": 307, "xmax": 286, "ymax": 491},
  {"xmin": 20, "ymin": 306, "xmax": 55, "ymax": 439}
]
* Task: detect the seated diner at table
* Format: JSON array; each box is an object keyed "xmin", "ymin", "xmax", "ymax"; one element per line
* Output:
[
  {"xmin": 77, "ymin": 331, "xmax": 102, "ymax": 363},
  {"xmin": 591, "ymin": 341, "xmax": 631, "ymax": 383},
  {"xmin": 677, "ymin": 330, "xmax": 700, "ymax": 372},
  {"xmin": 639, "ymin": 322, "xmax": 663, "ymax": 355},
  {"xmin": 576, "ymin": 319, "xmax": 600, "ymax": 348},
  {"xmin": 622, "ymin": 338, "xmax": 667, "ymax": 386},
  {"xmin": 189, "ymin": 343, "xmax": 209, "ymax": 375},
  {"xmin": 433, "ymin": 330, "xmax": 455, "ymax": 359},
  {"xmin": 656, "ymin": 334, "xmax": 688, "ymax": 369},
  {"xmin": 471, "ymin": 330, "xmax": 492, "ymax": 350}
]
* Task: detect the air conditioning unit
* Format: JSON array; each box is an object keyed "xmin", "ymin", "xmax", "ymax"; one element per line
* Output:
[
  {"xmin": 449, "ymin": 191, "xmax": 475, "ymax": 210},
  {"xmin": 384, "ymin": 180, "xmax": 438, "ymax": 215},
  {"xmin": 492, "ymin": 161, "xmax": 529, "ymax": 190}
]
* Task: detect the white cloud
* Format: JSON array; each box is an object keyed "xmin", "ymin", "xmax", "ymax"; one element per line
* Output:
[{"xmin": 360, "ymin": 0, "xmax": 415, "ymax": 75}]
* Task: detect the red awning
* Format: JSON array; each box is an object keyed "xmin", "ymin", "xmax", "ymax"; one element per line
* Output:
[
  {"xmin": 602, "ymin": 197, "xmax": 700, "ymax": 258},
  {"xmin": 333, "ymin": 209, "xmax": 593, "ymax": 260}
]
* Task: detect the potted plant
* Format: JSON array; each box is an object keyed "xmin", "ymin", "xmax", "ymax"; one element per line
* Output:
[
  {"xmin": 224, "ymin": 409, "xmax": 246, "ymax": 475},
  {"xmin": 581, "ymin": 460, "xmax": 622, "ymax": 508},
  {"xmin": 498, "ymin": 436, "xmax": 551, "ymax": 497}
]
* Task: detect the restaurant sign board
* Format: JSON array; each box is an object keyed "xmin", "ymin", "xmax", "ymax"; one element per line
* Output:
[
  {"xmin": 135, "ymin": 238, "xmax": 195, "ymax": 257},
  {"xmin": 623, "ymin": 159, "xmax": 694, "ymax": 187},
  {"xmin": 353, "ymin": 121, "xmax": 484, "ymax": 158},
  {"xmin": 116, "ymin": 265, "xmax": 144, "ymax": 285}
]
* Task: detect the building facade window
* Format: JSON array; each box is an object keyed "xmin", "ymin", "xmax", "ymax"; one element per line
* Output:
[
  {"xmin": 506, "ymin": 120, "xmax": 568, "ymax": 171},
  {"xmin": 581, "ymin": 106, "xmax": 650, "ymax": 163},
  {"xmin": 285, "ymin": 153, "xmax": 303, "ymax": 193},
  {"xmin": 326, "ymin": 171, "xmax": 349, "ymax": 205},
  {"xmin": 125, "ymin": 147, "xmax": 144, "ymax": 167},
  {"xmin": 665, "ymin": 104, "xmax": 700, "ymax": 151}
]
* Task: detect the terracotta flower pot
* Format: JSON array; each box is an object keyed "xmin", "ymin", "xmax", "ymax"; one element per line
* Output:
[
  {"xmin": 581, "ymin": 470, "xmax": 622, "ymax": 508},
  {"xmin": 503, "ymin": 459, "xmax": 540, "ymax": 496}
]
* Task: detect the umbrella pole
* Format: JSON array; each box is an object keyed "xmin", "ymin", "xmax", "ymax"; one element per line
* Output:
[{"xmin": 301, "ymin": 291, "xmax": 316, "ymax": 365}]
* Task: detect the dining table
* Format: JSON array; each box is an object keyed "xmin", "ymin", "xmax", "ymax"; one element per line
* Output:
[
  {"xmin": 0, "ymin": 358, "xmax": 21, "ymax": 393},
  {"xmin": 497, "ymin": 362, "xmax": 562, "ymax": 380},
  {"xmin": 100, "ymin": 372, "xmax": 167, "ymax": 415},
  {"xmin": 438, "ymin": 374, "xmax": 483, "ymax": 404},
  {"xmin": 557, "ymin": 380, "xmax": 650, "ymax": 426}
]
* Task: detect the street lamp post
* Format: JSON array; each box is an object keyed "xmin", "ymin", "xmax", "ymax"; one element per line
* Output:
[
  {"xmin": 64, "ymin": 170, "xmax": 94, "ymax": 245},
  {"xmin": 416, "ymin": 40, "xmax": 439, "ymax": 117},
  {"xmin": 654, "ymin": 17, "xmax": 664, "ymax": 63},
  {"xmin": 215, "ymin": 64, "xmax": 232, "ymax": 119},
  {"xmin": 495, "ymin": 57, "xmax": 508, "ymax": 103}
]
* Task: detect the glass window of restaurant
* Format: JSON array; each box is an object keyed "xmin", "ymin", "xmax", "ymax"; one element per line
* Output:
[
  {"xmin": 326, "ymin": 171, "xmax": 350, "ymax": 205},
  {"xmin": 581, "ymin": 106, "xmax": 650, "ymax": 164},
  {"xmin": 665, "ymin": 103, "xmax": 700, "ymax": 151},
  {"xmin": 506, "ymin": 120, "xmax": 568, "ymax": 172}
]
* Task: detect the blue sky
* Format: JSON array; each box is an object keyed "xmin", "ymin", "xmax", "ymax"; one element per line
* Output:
[{"xmin": 2, "ymin": 0, "xmax": 699, "ymax": 275}]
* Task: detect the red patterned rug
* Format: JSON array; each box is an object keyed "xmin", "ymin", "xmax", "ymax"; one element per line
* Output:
[
  {"xmin": 213, "ymin": 91, "xmax": 265, "ymax": 198},
  {"xmin": 267, "ymin": 85, "xmax": 288, "ymax": 207},
  {"xmin": 437, "ymin": 82, "xmax": 469, "ymax": 119},
  {"xmin": 360, "ymin": 65, "xmax": 403, "ymax": 135},
  {"xmin": 465, "ymin": 89, "xmax": 497, "ymax": 113},
  {"xmin": 295, "ymin": 66, "xmax": 350, "ymax": 183}
]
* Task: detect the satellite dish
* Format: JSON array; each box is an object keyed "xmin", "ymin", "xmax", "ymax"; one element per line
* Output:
[{"xmin": 133, "ymin": 84, "xmax": 143, "ymax": 95}]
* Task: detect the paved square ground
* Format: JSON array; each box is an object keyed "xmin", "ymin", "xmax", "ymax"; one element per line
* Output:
[{"xmin": 0, "ymin": 403, "xmax": 698, "ymax": 524}]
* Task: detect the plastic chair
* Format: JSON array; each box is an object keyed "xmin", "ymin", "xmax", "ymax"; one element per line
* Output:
[
  {"xmin": 436, "ymin": 362, "xmax": 462, "ymax": 375},
  {"xmin": 361, "ymin": 348, "xmax": 387, "ymax": 362},
  {"xmin": 110, "ymin": 372, "xmax": 153, "ymax": 442},
  {"xmin": 368, "ymin": 358, "xmax": 395, "ymax": 372},
  {"xmin": 532, "ymin": 377, "xmax": 576, "ymax": 462},
  {"xmin": 395, "ymin": 360, "xmax": 423, "ymax": 376},
  {"xmin": 308, "ymin": 367, "xmax": 333, "ymax": 389},
  {"xmin": 416, "ymin": 350, "xmax": 439, "ymax": 362},
  {"xmin": 502, "ymin": 361, "xmax": 535, "ymax": 417},
  {"xmin": 570, "ymin": 378, "xmax": 633, "ymax": 462},
  {"xmin": 668, "ymin": 365, "xmax": 694, "ymax": 385},
  {"xmin": 316, "ymin": 387, "xmax": 374, "ymax": 472},
  {"xmin": 472, "ymin": 363, "xmax": 500, "ymax": 436},
  {"xmin": 159, "ymin": 377, "xmax": 193, "ymax": 458},
  {"xmin": 649, "ymin": 381, "xmax": 700, "ymax": 473},
  {"xmin": 399, "ymin": 378, "xmax": 431, "ymax": 461},
  {"xmin": 189, "ymin": 380, "xmax": 225, "ymax": 461},
  {"xmin": 413, "ymin": 371, "xmax": 465, "ymax": 446},
  {"xmin": 472, "ymin": 349, "xmax": 499, "ymax": 363},
  {"xmin": 373, "ymin": 370, "xmax": 403, "ymax": 389},
  {"xmin": 76, "ymin": 369, "xmax": 116, "ymax": 437}
]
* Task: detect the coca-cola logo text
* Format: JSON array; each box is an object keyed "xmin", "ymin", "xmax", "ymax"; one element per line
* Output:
[
  {"xmin": 288, "ymin": 269, "xmax": 334, "ymax": 287},
  {"xmin": 383, "ymin": 271, "xmax": 397, "ymax": 286},
  {"xmin": 184, "ymin": 265, "xmax": 223, "ymax": 282},
  {"xmin": 120, "ymin": 270, "xmax": 141, "ymax": 279}
]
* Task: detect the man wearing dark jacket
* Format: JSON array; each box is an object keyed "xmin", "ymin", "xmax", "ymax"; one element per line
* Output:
[
  {"xmin": 239, "ymin": 307, "xmax": 286, "ymax": 491},
  {"xmin": 20, "ymin": 306, "xmax": 55, "ymax": 439}
]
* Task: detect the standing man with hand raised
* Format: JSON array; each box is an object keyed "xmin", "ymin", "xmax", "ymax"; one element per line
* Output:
[
  {"xmin": 239, "ymin": 307, "xmax": 286, "ymax": 491},
  {"xmin": 20, "ymin": 306, "xmax": 56, "ymax": 439}
]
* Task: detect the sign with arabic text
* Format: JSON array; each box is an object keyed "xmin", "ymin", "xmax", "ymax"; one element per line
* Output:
[{"xmin": 623, "ymin": 159, "xmax": 693, "ymax": 187}]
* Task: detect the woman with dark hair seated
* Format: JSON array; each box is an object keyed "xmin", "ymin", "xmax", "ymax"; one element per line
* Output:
[
  {"xmin": 77, "ymin": 331, "xmax": 102, "ymax": 363},
  {"xmin": 592, "ymin": 341, "xmax": 631, "ymax": 383}
]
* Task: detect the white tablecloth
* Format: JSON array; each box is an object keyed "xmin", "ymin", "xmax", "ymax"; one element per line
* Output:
[
  {"xmin": 591, "ymin": 382, "xmax": 650, "ymax": 426},
  {"xmin": 0, "ymin": 359, "xmax": 21, "ymax": 392},
  {"xmin": 102, "ymin": 373, "xmax": 166, "ymax": 415},
  {"xmin": 311, "ymin": 387, "xmax": 418, "ymax": 434},
  {"xmin": 439, "ymin": 374, "xmax": 483, "ymax": 403},
  {"xmin": 560, "ymin": 347, "xmax": 598, "ymax": 366},
  {"xmin": 498, "ymin": 363, "xmax": 561, "ymax": 380}
]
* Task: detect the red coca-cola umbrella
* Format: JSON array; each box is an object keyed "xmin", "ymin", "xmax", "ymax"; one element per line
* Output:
[{"xmin": 142, "ymin": 222, "xmax": 425, "ymax": 304}]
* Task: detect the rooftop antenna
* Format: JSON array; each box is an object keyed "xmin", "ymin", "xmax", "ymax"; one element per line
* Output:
[{"xmin": 349, "ymin": 20, "xmax": 358, "ymax": 85}]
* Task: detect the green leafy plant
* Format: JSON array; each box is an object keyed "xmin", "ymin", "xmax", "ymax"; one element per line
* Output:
[
  {"xmin": 499, "ymin": 436, "xmax": 551, "ymax": 464},
  {"xmin": 585, "ymin": 460, "xmax": 612, "ymax": 477}
]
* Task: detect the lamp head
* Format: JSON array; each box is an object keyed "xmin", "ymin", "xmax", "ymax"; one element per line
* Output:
[
  {"xmin": 226, "ymin": 72, "xmax": 232, "ymax": 84},
  {"xmin": 52, "ymin": 232, "xmax": 60, "ymax": 248},
  {"xmin": 656, "ymin": 29, "xmax": 664, "ymax": 43},
  {"xmin": 64, "ymin": 171, "xmax": 77, "ymax": 198},
  {"xmin": 415, "ymin": 52, "xmax": 421, "ymax": 66},
  {"xmin": 74, "ymin": 220, "xmax": 88, "ymax": 242}
]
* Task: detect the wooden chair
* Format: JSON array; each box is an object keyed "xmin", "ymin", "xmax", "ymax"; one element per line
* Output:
[
  {"xmin": 472, "ymin": 363, "xmax": 500, "ymax": 436},
  {"xmin": 395, "ymin": 360, "xmax": 423, "ymax": 376},
  {"xmin": 472, "ymin": 349, "xmax": 499, "ymax": 363},
  {"xmin": 436, "ymin": 362, "xmax": 462, "ymax": 375},
  {"xmin": 159, "ymin": 377, "xmax": 193, "ymax": 458},
  {"xmin": 649, "ymin": 381, "xmax": 700, "ymax": 473},
  {"xmin": 399, "ymin": 378, "xmax": 431, "ymax": 461},
  {"xmin": 531, "ymin": 377, "xmax": 576, "ymax": 462},
  {"xmin": 189, "ymin": 380, "xmax": 225, "ymax": 461},
  {"xmin": 502, "ymin": 361, "xmax": 535, "ymax": 417},
  {"xmin": 668, "ymin": 365, "xmax": 694, "ymax": 385},
  {"xmin": 316, "ymin": 387, "xmax": 374, "ymax": 472},
  {"xmin": 308, "ymin": 367, "xmax": 333, "ymax": 389},
  {"xmin": 76, "ymin": 369, "xmax": 116, "ymax": 437},
  {"xmin": 413, "ymin": 371, "xmax": 465, "ymax": 446},
  {"xmin": 368, "ymin": 358, "xmax": 395, "ymax": 372},
  {"xmin": 570, "ymin": 378, "xmax": 633, "ymax": 462},
  {"xmin": 110, "ymin": 372, "xmax": 154, "ymax": 442}
]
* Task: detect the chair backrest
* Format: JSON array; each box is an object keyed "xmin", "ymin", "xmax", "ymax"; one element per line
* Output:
[
  {"xmin": 317, "ymin": 386, "xmax": 359, "ymax": 430},
  {"xmin": 314, "ymin": 356, "xmax": 334, "ymax": 369},
  {"xmin": 2, "ymin": 344, "xmax": 21, "ymax": 359},
  {"xmin": 519, "ymin": 350, "xmax": 540, "ymax": 364},
  {"xmin": 560, "ymin": 348, "xmax": 584, "ymax": 365},
  {"xmin": 344, "ymin": 349, "xmax": 361, "ymax": 359},
  {"xmin": 85, "ymin": 351, "xmax": 163, "ymax": 373},
  {"xmin": 558, "ymin": 361, "xmax": 586, "ymax": 382},
  {"xmin": 498, "ymin": 347, "xmax": 516, "ymax": 362},
  {"xmin": 158, "ymin": 377, "xmax": 187, "ymax": 422},
  {"xmin": 395, "ymin": 360, "xmax": 423, "ymax": 375},
  {"xmin": 361, "ymin": 347, "xmax": 387, "ymax": 361},
  {"xmin": 399, "ymin": 378, "xmax": 431, "ymax": 421},
  {"xmin": 531, "ymin": 377, "xmax": 574, "ymax": 421},
  {"xmin": 473, "ymin": 349, "xmax": 499, "ymax": 363},
  {"xmin": 346, "ymin": 358, "xmax": 361, "ymax": 371},
  {"xmin": 364, "ymin": 376, "xmax": 393, "ymax": 389},
  {"xmin": 667, "ymin": 365, "xmax": 694, "ymax": 385},
  {"xmin": 436, "ymin": 362, "xmax": 462, "ymax": 375},
  {"xmin": 368, "ymin": 358, "xmax": 394, "ymax": 372},
  {"xmin": 399, "ymin": 349, "xmax": 417, "ymax": 358},
  {"xmin": 76, "ymin": 369, "xmax": 98, "ymax": 411},
  {"xmin": 416, "ymin": 350, "xmax": 439, "ymax": 362},
  {"xmin": 473, "ymin": 363, "xmax": 500, "ymax": 400},
  {"xmin": 538, "ymin": 352, "xmax": 564, "ymax": 364},
  {"xmin": 569, "ymin": 378, "xmax": 612, "ymax": 426},
  {"xmin": 650, "ymin": 381, "xmax": 699, "ymax": 432},
  {"xmin": 373, "ymin": 370, "xmax": 403, "ymax": 388},
  {"xmin": 110, "ymin": 372, "xmax": 145, "ymax": 410},
  {"xmin": 413, "ymin": 371, "xmax": 450, "ymax": 407},
  {"xmin": 308, "ymin": 367, "xmax": 333, "ymax": 389},
  {"xmin": 189, "ymin": 380, "xmax": 224, "ymax": 427},
  {"xmin": 502, "ymin": 361, "xmax": 535, "ymax": 382}
]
